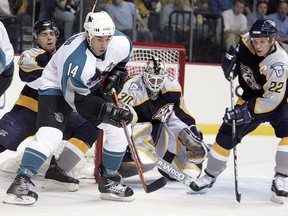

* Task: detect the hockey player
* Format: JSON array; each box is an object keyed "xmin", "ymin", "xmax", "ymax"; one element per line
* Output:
[
  {"xmin": 118, "ymin": 58, "xmax": 206, "ymax": 181},
  {"xmin": 0, "ymin": 19, "xmax": 99, "ymax": 192},
  {"xmin": 190, "ymin": 19, "xmax": 288, "ymax": 204},
  {"xmin": 0, "ymin": 21, "xmax": 14, "ymax": 96},
  {"xmin": 3, "ymin": 11, "xmax": 134, "ymax": 205}
]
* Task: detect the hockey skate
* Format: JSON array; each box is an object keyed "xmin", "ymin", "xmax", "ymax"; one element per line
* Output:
[
  {"xmin": 3, "ymin": 174, "xmax": 38, "ymax": 205},
  {"xmin": 98, "ymin": 165, "xmax": 134, "ymax": 202},
  {"xmin": 42, "ymin": 156, "xmax": 79, "ymax": 192},
  {"xmin": 189, "ymin": 172, "xmax": 216, "ymax": 192},
  {"xmin": 99, "ymin": 175, "xmax": 135, "ymax": 202},
  {"xmin": 271, "ymin": 173, "xmax": 288, "ymax": 204}
]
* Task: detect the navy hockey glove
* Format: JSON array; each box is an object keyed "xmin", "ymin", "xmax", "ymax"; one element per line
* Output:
[
  {"xmin": 102, "ymin": 66, "xmax": 128, "ymax": 95},
  {"xmin": 221, "ymin": 45, "xmax": 238, "ymax": 81},
  {"xmin": 99, "ymin": 102, "xmax": 133, "ymax": 128},
  {"xmin": 223, "ymin": 103, "xmax": 254, "ymax": 126}
]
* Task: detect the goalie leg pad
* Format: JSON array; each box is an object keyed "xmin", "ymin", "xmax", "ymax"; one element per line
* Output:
[
  {"xmin": 119, "ymin": 123, "xmax": 158, "ymax": 178},
  {"xmin": 182, "ymin": 160, "xmax": 202, "ymax": 181},
  {"xmin": 118, "ymin": 162, "xmax": 155, "ymax": 178}
]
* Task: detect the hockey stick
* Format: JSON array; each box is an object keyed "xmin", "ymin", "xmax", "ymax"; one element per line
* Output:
[
  {"xmin": 91, "ymin": 0, "xmax": 98, "ymax": 12},
  {"xmin": 229, "ymin": 72, "xmax": 241, "ymax": 203},
  {"xmin": 154, "ymin": 138, "xmax": 211, "ymax": 188},
  {"xmin": 112, "ymin": 89, "xmax": 167, "ymax": 193},
  {"xmin": 0, "ymin": 93, "xmax": 5, "ymax": 109}
]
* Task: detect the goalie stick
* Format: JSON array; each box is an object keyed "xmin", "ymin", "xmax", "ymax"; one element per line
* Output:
[
  {"xmin": 148, "ymin": 122, "xmax": 211, "ymax": 188},
  {"xmin": 112, "ymin": 89, "xmax": 167, "ymax": 193},
  {"xmin": 148, "ymin": 140, "xmax": 211, "ymax": 189}
]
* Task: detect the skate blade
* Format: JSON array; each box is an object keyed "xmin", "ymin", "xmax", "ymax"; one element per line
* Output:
[
  {"xmin": 42, "ymin": 179, "xmax": 79, "ymax": 192},
  {"xmin": 271, "ymin": 192, "xmax": 286, "ymax": 204},
  {"xmin": 100, "ymin": 193, "xmax": 135, "ymax": 202},
  {"xmin": 3, "ymin": 193, "xmax": 36, "ymax": 205},
  {"xmin": 186, "ymin": 188, "xmax": 208, "ymax": 195}
]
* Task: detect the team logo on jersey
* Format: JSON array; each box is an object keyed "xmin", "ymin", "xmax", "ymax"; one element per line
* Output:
[
  {"xmin": 271, "ymin": 62, "xmax": 284, "ymax": 78},
  {"xmin": 104, "ymin": 62, "xmax": 116, "ymax": 72},
  {"xmin": 54, "ymin": 112, "xmax": 64, "ymax": 123},
  {"xmin": 87, "ymin": 69, "xmax": 102, "ymax": 86},
  {"xmin": 240, "ymin": 63, "xmax": 261, "ymax": 90},
  {"xmin": 87, "ymin": 63, "xmax": 116, "ymax": 86},
  {"xmin": 153, "ymin": 104, "xmax": 174, "ymax": 123},
  {"xmin": 0, "ymin": 129, "xmax": 8, "ymax": 137},
  {"xmin": 128, "ymin": 82, "xmax": 142, "ymax": 91}
]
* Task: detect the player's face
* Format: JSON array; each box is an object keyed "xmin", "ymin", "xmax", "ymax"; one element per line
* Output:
[
  {"xmin": 251, "ymin": 37, "xmax": 274, "ymax": 57},
  {"xmin": 90, "ymin": 36, "xmax": 113, "ymax": 56},
  {"xmin": 36, "ymin": 29, "xmax": 57, "ymax": 53}
]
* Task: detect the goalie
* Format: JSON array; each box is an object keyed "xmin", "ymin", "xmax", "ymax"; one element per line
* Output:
[{"xmin": 118, "ymin": 58, "xmax": 208, "ymax": 181}]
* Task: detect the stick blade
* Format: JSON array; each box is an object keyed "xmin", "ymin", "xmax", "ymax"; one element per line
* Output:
[
  {"xmin": 236, "ymin": 192, "xmax": 241, "ymax": 203},
  {"xmin": 145, "ymin": 177, "xmax": 167, "ymax": 193}
]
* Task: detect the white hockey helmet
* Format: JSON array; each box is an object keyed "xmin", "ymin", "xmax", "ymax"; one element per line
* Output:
[
  {"xmin": 84, "ymin": 11, "xmax": 115, "ymax": 38},
  {"xmin": 143, "ymin": 58, "xmax": 167, "ymax": 94}
]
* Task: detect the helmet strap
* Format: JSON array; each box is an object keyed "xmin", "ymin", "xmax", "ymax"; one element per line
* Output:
[
  {"xmin": 265, "ymin": 39, "xmax": 276, "ymax": 57},
  {"xmin": 85, "ymin": 32, "xmax": 98, "ymax": 56}
]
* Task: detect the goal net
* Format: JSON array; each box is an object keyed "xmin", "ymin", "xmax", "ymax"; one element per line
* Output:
[
  {"xmin": 94, "ymin": 42, "xmax": 186, "ymax": 182},
  {"xmin": 0, "ymin": 42, "xmax": 186, "ymax": 181}
]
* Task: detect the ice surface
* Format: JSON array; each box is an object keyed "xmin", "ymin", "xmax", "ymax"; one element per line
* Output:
[{"xmin": 0, "ymin": 135, "xmax": 288, "ymax": 216}]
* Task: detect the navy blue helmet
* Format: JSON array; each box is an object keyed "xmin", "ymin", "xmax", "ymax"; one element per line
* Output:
[
  {"xmin": 32, "ymin": 19, "xmax": 59, "ymax": 39},
  {"xmin": 249, "ymin": 19, "xmax": 277, "ymax": 39}
]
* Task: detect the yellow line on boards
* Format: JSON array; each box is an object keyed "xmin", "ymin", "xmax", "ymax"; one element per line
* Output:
[{"xmin": 197, "ymin": 124, "xmax": 275, "ymax": 136}]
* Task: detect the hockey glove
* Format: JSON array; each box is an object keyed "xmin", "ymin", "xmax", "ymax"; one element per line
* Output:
[
  {"xmin": 178, "ymin": 125, "xmax": 203, "ymax": 150},
  {"xmin": 221, "ymin": 45, "xmax": 238, "ymax": 81},
  {"xmin": 102, "ymin": 66, "xmax": 128, "ymax": 95},
  {"xmin": 99, "ymin": 102, "xmax": 133, "ymax": 128},
  {"xmin": 223, "ymin": 103, "xmax": 254, "ymax": 126}
]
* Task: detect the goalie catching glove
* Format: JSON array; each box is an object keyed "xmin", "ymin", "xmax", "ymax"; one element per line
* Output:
[
  {"xmin": 178, "ymin": 125, "xmax": 203, "ymax": 150},
  {"xmin": 99, "ymin": 102, "xmax": 133, "ymax": 128},
  {"xmin": 221, "ymin": 45, "xmax": 239, "ymax": 81},
  {"xmin": 102, "ymin": 66, "xmax": 128, "ymax": 94},
  {"xmin": 223, "ymin": 103, "xmax": 254, "ymax": 126},
  {"xmin": 178, "ymin": 125, "xmax": 209, "ymax": 164}
]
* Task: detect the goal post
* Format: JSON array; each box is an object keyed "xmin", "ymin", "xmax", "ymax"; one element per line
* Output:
[{"xmin": 94, "ymin": 42, "xmax": 186, "ymax": 182}]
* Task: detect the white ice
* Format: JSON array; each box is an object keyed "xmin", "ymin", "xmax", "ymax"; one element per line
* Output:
[{"xmin": 1, "ymin": 135, "xmax": 288, "ymax": 216}]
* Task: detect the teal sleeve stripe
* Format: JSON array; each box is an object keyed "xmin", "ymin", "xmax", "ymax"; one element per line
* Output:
[
  {"xmin": 39, "ymin": 88, "xmax": 63, "ymax": 96},
  {"xmin": 0, "ymin": 48, "xmax": 6, "ymax": 70},
  {"xmin": 62, "ymin": 40, "xmax": 88, "ymax": 96}
]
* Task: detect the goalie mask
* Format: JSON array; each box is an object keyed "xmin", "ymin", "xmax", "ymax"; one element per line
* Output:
[{"xmin": 143, "ymin": 58, "xmax": 167, "ymax": 100}]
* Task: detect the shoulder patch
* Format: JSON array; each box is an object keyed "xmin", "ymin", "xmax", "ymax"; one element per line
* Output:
[
  {"xmin": 271, "ymin": 62, "xmax": 284, "ymax": 78},
  {"xmin": 128, "ymin": 82, "xmax": 142, "ymax": 91}
]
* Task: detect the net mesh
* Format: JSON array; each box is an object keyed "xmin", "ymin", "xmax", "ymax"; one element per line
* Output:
[{"xmin": 126, "ymin": 48, "xmax": 181, "ymax": 79}]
